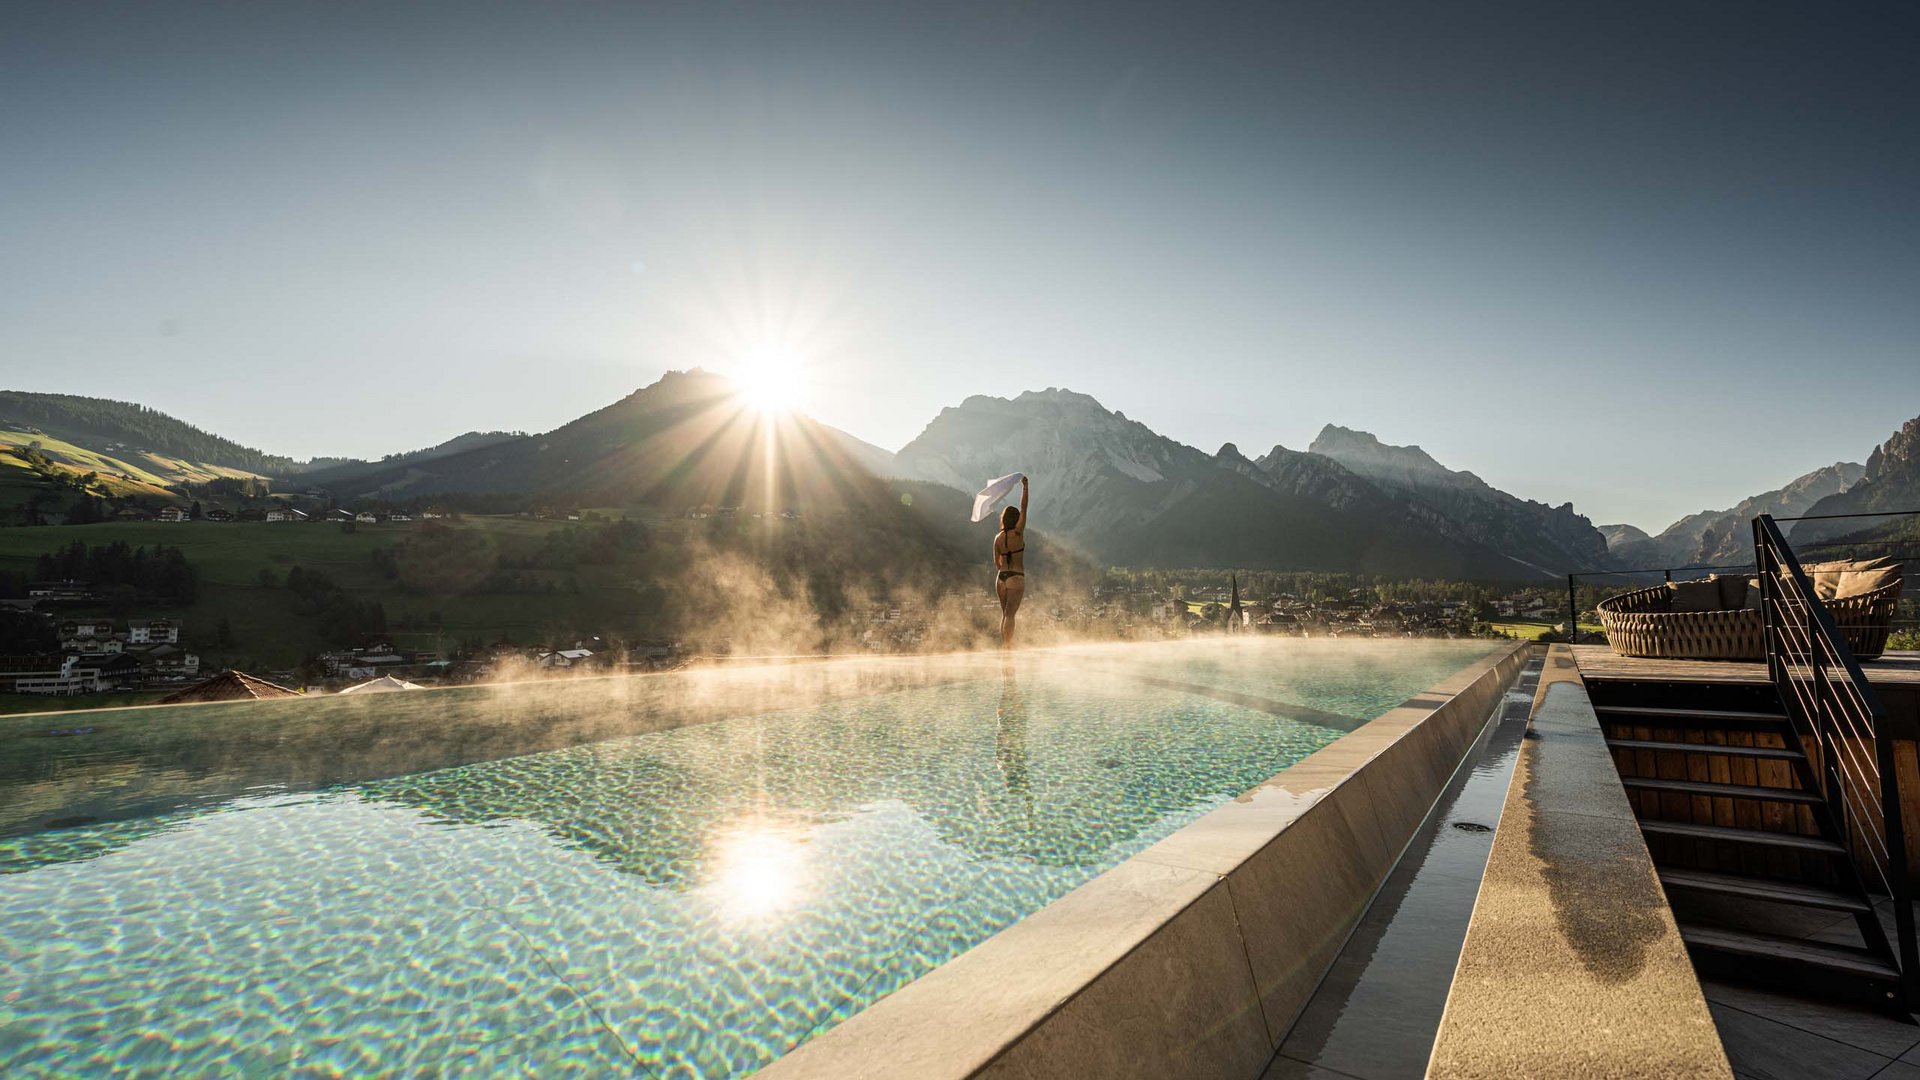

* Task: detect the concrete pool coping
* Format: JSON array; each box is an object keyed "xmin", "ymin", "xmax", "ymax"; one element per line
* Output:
[
  {"xmin": 760, "ymin": 639, "xmax": 1532, "ymax": 1080},
  {"xmin": 1425, "ymin": 644, "xmax": 1734, "ymax": 1079}
]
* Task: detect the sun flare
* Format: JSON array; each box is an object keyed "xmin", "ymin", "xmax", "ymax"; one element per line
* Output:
[{"xmin": 732, "ymin": 346, "xmax": 808, "ymax": 414}]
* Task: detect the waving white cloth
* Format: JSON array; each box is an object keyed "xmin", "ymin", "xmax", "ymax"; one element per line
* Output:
[{"xmin": 971, "ymin": 472, "xmax": 1025, "ymax": 523}]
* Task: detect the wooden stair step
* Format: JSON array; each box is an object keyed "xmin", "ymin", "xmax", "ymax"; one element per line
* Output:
[
  {"xmin": 1659, "ymin": 868, "xmax": 1869, "ymax": 912},
  {"xmin": 1606, "ymin": 737, "xmax": 1803, "ymax": 761},
  {"xmin": 1621, "ymin": 777, "xmax": 1821, "ymax": 803},
  {"xmin": 1678, "ymin": 924, "xmax": 1900, "ymax": 981},
  {"xmin": 1638, "ymin": 820, "xmax": 1845, "ymax": 856},
  {"xmin": 1596, "ymin": 705, "xmax": 1789, "ymax": 728}
]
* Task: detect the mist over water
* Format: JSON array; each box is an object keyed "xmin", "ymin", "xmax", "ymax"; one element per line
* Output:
[{"xmin": 0, "ymin": 637, "xmax": 1497, "ymax": 1077}]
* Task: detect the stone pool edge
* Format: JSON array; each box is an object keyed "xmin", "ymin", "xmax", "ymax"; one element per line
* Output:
[{"xmin": 758, "ymin": 639, "xmax": 1534, "ymax": 1080}]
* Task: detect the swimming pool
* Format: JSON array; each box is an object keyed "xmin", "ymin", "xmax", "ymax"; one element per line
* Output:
[{"xmin": 0, "ymin": 638, "xmax": 1502, "ymax": 1078}]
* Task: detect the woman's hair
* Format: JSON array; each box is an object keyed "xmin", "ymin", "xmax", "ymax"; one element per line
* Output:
[{"xmin": 1001, "ymin": 505, "xmax": 1020, "ymax": 530}]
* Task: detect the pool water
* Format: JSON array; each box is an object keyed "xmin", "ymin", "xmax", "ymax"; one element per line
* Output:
[{"xmin": 0, "ymin": 639, "xmax": 1498, "ymax": 1078}]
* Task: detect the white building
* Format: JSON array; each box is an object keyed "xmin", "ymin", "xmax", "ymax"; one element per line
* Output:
[
  {"xmin": 127, "ymin": 618, "xmax": 180, "ymax": 646},
  {"xmin": 58, "ymin": 635, "xmax": 124, "ymax": 656},
  {"xmin": 142, "ymin": 645, "xmax": 201, "ymax": 677},
  {"xmin": 537, "ymin": 649, "xmax": 595, "ymax": 668},
  {"xmin": 5, "ymin": 654, "xmax": 140, "ymax": 695}
]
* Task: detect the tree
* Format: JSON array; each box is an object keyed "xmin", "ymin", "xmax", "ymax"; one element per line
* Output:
[
  {"xmin": 0, "ymin": 608, "xmax": 56, "ymax": 653},
  {"xmin": 190, "ymin": 500, "xmax": 203, "ymax": 520},
  {"xmin": 215, "ymin": 616, "xmax": 234, "ymax": 648}
]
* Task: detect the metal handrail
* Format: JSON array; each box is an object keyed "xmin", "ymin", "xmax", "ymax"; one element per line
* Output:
[{"xmin": 1754, "ymin": 513, "xmax": 1917, "ymax": 1001}]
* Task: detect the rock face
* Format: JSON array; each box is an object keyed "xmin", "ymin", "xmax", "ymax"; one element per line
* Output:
[
  {"xmin": 1616, "ymin": 461, "xmax": 1867, "ymax": 566},
  {"xmin": 894, "ymin": 390, "xmax": 1541, "ymax": 578},
  {"xmin": 1307, "ymin": 425, "xmax": 1611, "ymax": 573},
  {"xmin": 1792, "ymin": 415, "xmax": 1920, "ymax": 544}
]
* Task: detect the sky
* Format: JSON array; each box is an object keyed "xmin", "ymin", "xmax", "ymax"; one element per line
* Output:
[{"xmin": 3, "ymin": 1, "xmax": 1916, "ymax": 531}]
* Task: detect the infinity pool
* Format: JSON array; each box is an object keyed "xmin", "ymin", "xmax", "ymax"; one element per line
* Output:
[{"xmin": 0, "ymin": 638, "xmax": 1500, "ymax": 1078}]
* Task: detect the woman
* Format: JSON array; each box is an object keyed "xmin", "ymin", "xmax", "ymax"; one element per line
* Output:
[{"xmin": 994, "ymin": 476, "xmax": 1029, "ymax": 650}]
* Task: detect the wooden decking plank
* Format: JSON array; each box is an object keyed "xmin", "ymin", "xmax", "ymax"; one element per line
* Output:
[
  {"xmin": 1678, "ymin": 925, "xmax": 1899, "ymax": 980},
  {"xmin": 1637, "ymin": 820, "xmax": 1844, "ymax": 855},
  {"xmin": 1604, "ymin": 738, "xmax": 1803, "ymax": 760},
  {"xmin": 1621, "ymin": 777, "xmax": 1821, "ymax": 804}
]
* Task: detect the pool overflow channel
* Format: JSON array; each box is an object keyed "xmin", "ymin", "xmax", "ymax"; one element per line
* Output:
[{"xmin": 1264, "ymin": 652, "xmax": 1546, "ymax": 1080}]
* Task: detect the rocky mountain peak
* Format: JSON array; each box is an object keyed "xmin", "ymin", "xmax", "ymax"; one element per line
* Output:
[
  {"xmin": 1866, "ymin": 415, "xmax": 1920, "ymax": 481},
  {"xmin": 1309, "ymin": 425, "xmax": 1446, "ymax": 473},
  {"xmin": 1597, "ymin": 523, "xmax": 1652, "ymax": 550},
  {"xmin": 1012, "ymin": 387, "xmax": 1109, "ymax": 412},
  {"xmin": 623, "ymin": 367, "xmax": 731, "ymax": 409}
]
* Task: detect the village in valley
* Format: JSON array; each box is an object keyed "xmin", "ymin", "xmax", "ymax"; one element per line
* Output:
[
  {"xmin": 0, "ymin": 415, "xmax": 1581, "ymax": 712},
  {"xmin": 0, "ymin": 507, "xmax": 1571, "ymax": 708}
]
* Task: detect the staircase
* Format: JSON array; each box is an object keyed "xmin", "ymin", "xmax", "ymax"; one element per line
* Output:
[
  {"xmin": 1581, "ymin": 512, "xmax": 1917, "ymax": 1014},
  {"xmin": 1594, "ymin": 692, "xmax": 1906, "ymax": 1009}
]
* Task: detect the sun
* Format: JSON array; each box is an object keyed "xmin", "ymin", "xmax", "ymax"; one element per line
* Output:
[{"xmin": 732, "ymin": 346, "xmax": 808, "ymax": 414}]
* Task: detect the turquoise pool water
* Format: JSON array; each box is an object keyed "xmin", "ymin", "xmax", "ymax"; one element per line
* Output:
[{"xmin": 0, "ymin": 639, "xmax": 1499, "ymax": 1078}]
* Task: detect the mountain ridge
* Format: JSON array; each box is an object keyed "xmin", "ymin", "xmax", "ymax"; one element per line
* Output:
[
  {"xmin": 1613, "ymin": 460, "xmax": 1866, "ymax": 565},
  {"xmin": 894, "ymin": 388, "xmax": 1543, "ymax": 578},
  {"xmin": 1307, "ymin": 423, "xmax": 1610, "ymax": 572},
  {"xmin": 17, "ymin": 378, "xmax": 1900, "ymax": 583}
]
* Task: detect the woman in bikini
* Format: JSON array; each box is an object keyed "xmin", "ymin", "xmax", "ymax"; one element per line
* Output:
[{"xmin": 994, "ymin": 476, "xmax": 1029, "ymax": 650}]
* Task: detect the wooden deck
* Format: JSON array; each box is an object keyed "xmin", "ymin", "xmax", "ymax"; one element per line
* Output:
[{"xmin": 1570, "ymin": 645, "xmax": 1920, "ymax": 687}]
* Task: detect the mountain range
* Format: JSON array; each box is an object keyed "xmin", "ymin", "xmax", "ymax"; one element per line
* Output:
[
  {"xmin": 5, "ymin": 377, "xmax": 1917, "ymax": 582},
  {"xmin": 1600, "ymin": 461, "xmax": 1867, "ymax": 566},
  {"xmin": 892, "ymin": 389, "xmax": 1564, "ymax": 578},
  {"xmin": 900, "ymin": 390, "xmax": 1507, "ymax": 575}
]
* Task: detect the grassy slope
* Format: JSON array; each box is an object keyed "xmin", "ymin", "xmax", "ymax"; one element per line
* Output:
[
  {"xmin": 1, "ymin": 428, "xmax": 256, "ymax": 489},
  {"xmin": 1488, "ymin": 618, "xmax": 1604, "ymax": 640},
  {"xmin": 0, "ymin": 442, "xmax": 181, "ymax": 502},
  {"xmin": 0, "ymin": 517, "xmax": 663, "ymax": 668}
]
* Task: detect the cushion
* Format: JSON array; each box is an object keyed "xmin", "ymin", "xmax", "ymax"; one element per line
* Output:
[
  {"xmin": 1833, "ymin": 557, "xmax": 1901, "ymax": 600},
  {"xmin": 1793, "ymin": 560, "xmax": 1847, "ymax": 601},
  {"xmin": 1714, "ymin": 574, "xmax": 1750, "ymax": 611},
  {"xmin": 1745, "ymin": 578, "xmax": 1763, "ymax": 610},
  {"xmin": 1669, "ymin": 578, "xmax": 1723, "ymax": 613}
]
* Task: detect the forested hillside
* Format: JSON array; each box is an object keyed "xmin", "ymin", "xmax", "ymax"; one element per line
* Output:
[{"xmin": 0, "ymin": 391, "xmax": 297, "ymax": 475}]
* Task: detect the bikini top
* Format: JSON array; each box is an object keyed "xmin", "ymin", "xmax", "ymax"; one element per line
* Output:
[{"xmin": 997, "ymin": 531, "xmax": 1025, "ymax": 564}]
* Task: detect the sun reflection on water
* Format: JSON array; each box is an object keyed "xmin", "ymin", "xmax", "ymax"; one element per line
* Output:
[{"xmin": 705, "ymin": 820, "xmax": 810, "ymax": 924}]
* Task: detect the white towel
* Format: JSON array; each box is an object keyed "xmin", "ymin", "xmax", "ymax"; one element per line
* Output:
[{"xmin": 971, "ymin": 472, "xmax": 1025, "ymax": 523}]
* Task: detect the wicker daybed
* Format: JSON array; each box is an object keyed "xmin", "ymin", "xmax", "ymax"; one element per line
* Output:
[{"xmin": 1596, "ymin": 559, "xmax": 1903, "ymax": 661}]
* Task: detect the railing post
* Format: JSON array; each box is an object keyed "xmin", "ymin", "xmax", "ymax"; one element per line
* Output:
[
  {"xmin": 1878, "ymin": 704, "xmax": 1919, "ymax": 1003},
  {"xmin": 1567, "ymin": 574, "xmax": 1578, "ymax": 646}
]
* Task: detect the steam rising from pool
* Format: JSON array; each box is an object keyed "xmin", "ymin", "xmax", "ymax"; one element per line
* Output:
[{"xmin": 0, "ymin": 638, "xmax": 1502, "ymax": 1078}]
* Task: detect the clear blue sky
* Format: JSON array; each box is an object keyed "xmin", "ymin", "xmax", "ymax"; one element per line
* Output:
[{"xmin": 3, "ymin": 1, "xmax": 1915, "ymax": 531}]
